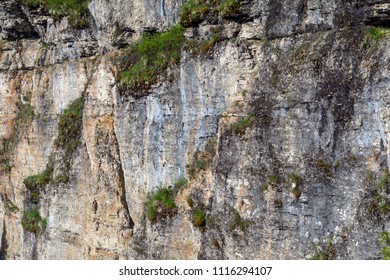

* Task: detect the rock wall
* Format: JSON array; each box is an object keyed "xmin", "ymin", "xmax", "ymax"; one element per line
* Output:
[{"xmin": 0, "ymin": 0, "xmax": 390, "ymax": 259}]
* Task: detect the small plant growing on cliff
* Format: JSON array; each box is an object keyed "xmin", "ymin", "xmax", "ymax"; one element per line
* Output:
[
  {"xmin": 360, "ymin": 27, "xmax": 390, "ymax": 51},
  {"xmin": 18, "ymin": 0, "xmax": 89, "ymax": 28},
  {"xmin": 186, "ymin": 138, "xmax": 217, "ymax": 178},
  {"xmin": 192, "ymin": 208, "xmax": 206, "ymax": 227},
  {"xmin": 289, "ymin": 172, "xmax": 302, "ymax": 199},
  {"xmin": 309, "ymin": 236, "xmax": 336, "ymax": 260},
  {"xmin": 233, "ymin": 113, "xmax": 256, "ymax": 135},
  {"xmin": 180, "ymin": 0, "xmax": 241, "ymax": 27},
  {"xmin": 378, "ymin": 231, "xmax": 390, "ymax": 260},
  {"xmin": 118, "ymin": 25, "xmax": 186, "ymax": 94},
  {"xmin": 16, "ymin": 103, "xmax": 35, "ymax": 127},
  {"xmin": 145, "ymin": 187, "xmax": 177, "ymax": 222},
  {"xmin": 55, "ymin": 97, "xmax": 84, "ymax": 175},
  {"xmin": 23, "ymin": 158, "xmax": 54, "ymax": 190},
  {"xmin": 229, "ymin": 208, "xmax": 254, "ymax": 232},
  {"xmin": 22, "ymin": 209, "xmax": 46, "ymax": 234}
]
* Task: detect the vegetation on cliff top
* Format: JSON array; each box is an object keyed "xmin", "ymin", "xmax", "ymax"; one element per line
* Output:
[
  {"xmin": 118, "ymin": 25, "xmax": 186, "ymax": 94},
  {"xmin": 18, "ymin": 0, "xmax": 89, "ymax": 28},
  {"xmin": 180, "ymin": 0, "xmax": 241, "ymax": 27}
]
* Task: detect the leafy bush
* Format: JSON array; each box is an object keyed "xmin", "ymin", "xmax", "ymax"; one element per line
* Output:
[
  {"xmin": 18, "ymin": 0, "xmax": 89, "ymax": 28},
  {"xmin": 22, "ymin": 209, "xmax": 46, "ymax": 234},
  {"xmin": 309, "ymin": 236, "xmax": 336, "ymax": 260},
  {"xmin": 145, "ymin": 187, "xmax": 177, "ymax": 222},
  {"xmin": 118, "ymin": 25, "xmax": 186, "ymax": 94}
]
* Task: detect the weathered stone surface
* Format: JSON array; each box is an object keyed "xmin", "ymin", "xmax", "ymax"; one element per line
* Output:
[{"xmin": 0, "ymin": 0, "xmax": 389, "ymax": 260}]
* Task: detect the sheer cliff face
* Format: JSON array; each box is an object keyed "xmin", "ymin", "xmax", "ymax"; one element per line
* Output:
[{"xmin": 0, "ymin": 0, "xmax": 389, "ymax": 260}]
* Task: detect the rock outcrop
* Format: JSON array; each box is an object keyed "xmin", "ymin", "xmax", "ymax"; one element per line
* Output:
[{"xmin": 0, "ymin": 0, "xmax": 389, "ymax": 259}]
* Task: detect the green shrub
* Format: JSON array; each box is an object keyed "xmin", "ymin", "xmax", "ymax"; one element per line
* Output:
[
  {"xmin": 378, "ymin": 231, "xmax": 390, "ymax": 260},
  {"xmin": 229, "ymin": 208, "xmax": 253, "ymax": 232},
  {"xmin": 145, "ymin": 187, "xmax": 177, "ymax": 222},
  {"xmin": 118, "ymin": 25, "xmax": 186, "ymax": 93},
  {"xmin": 23, "ymin": 159, "xmax": 54, "ymax": 190},
  {"xmin": 373, "ymin": 167, "xmax": 390, "ymax": 214},
  {"xmin": 22, "ymin": 209, "xmax": 46, "ymax": 234},
  {"xmin": 192, "ymin": 208, "xmax": 206, "ymax": 227},
  {"xmin": 292, "ymin": 186, "xmax": 302, "ymax": 199},
  {"xmin": 55, "ymin": 97, "xmax": 84, "ymax": 172},
  {"xmin": 16, "ymin": 103, "xmax": 35, "ymax": 126},
  {"xmin": 187, "ymin": 197, "xmax": 194, "ymax": 208},
  {"xmin": 180, "ymin": 0, "xmax": 241, "ymax": 26},
  {"xmin": 233, "ymin": 113, "xmax": 256, "ymax": 135},
  {"xmin": 174, "ymin": 178, "xmax": 188, "ymax": 189},
  {"xmin": 18, "ymin": 0, "xmax": 89, "ymax": 28},
  {"xmin": 309, "ymin": 236, "xmax": 335, "ymax": 260}
]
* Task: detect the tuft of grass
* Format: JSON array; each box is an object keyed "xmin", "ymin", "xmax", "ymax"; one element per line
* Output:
[
  {"xmin": 16, "ymin": 103, "xmax": 35, "ymax": 127},
  {"xmin": 21, "ymin": 209, "xmax": 46, "ymax": 234},
  {"xmin": 372, "ymin": 167, "xmax": 390, "ymax": 214},
  {"xmin": 360, "ymin": 27, "xmax": 390, "ymax": 51},
  {"xmin": 309, "ymin": 236, "xmax": 336, "ymax": 260},
  {"xmin": 229, "ymin": 208, "xmax": 254, "ymax": 232},
  {"xmin": 23, "ymin": 158, "xmax": 54, "ymax": 190},
  {"xmin": 233, "ymin": 113, "xmax": 256, "ymax": 135},
  {"xmin": 187, "ymin": 197, "xmax": 194, "ymax": 208},
  {"xmin": 289, "ymin": 172, "xmax": 302, "ymax": 199},
  {"xmin": 378, "ymin": 231, "xmax": 390, "ymax": 260},
  {"xmin": 145, "ymin": 187, "xmax": 177, "ymax": 223},
  {"xmin": 192, "ymin": 208, "xmax": 206, "ymax": 228},
  {"xmin": 18, "ymin": 0, "xmax": 89, "ymax": 28},
  {"xmin": 174, "ymin": 178, "xmax": 188, "ymax": 189},
  {"xmin": 186, "ymin": 138, "xmax": 217, "ymax": 178},
  {"xmin": 118, "ymin": 25, "xmax": 186, "ymax": 94},
  {"xmin": 180, "ymin": 0, "xmax": 241, "ymax": 27},
  {"xmin": 55, "ymin": 98, "xmax": 84, "ymax": 173}
]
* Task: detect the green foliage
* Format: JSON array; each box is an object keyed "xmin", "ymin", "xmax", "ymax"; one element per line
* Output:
[
  {"xmin": 118, "ymin": 25, "xmax": 186, "ymax": 94},
  {"xmin": 289, "ymin": 172, "xmax": 302, "ymax": 199},
  {"xmin": 260, "ymin": 174, "xmax": 281, "ymax": 192},
  {"xmin": 292, "ymin": 186, "xmax": 302, "ymax": 199},
  {"xmin": 233, "ymin": 113, "xmax": 256, "ymax": 135},
  {"xmin": 309, "ymin": 236, "xmax": 336, "ymax": 260},
  {"xmin": 180, "ymin": 0, "xmax": 241, "ymax": 27},
  {"xmin": 145, "ymin": 187, "xmax": 177, "ymax": 222},
  {"xmin": 5, "ymin": 198, "xmax": 19, "ymax": 213},
  {"xmin": 373, "ymin": 167, "xmax": 390, "ymax": 214},
  {"xmin": 187, "ymin": 197, "xmax": 194, "ymax": 208},
  {"xmin": 192, "ymin": 208, "xmax": 206, "ymax": 227},
  {"xmin": 378, "ymin": 231, "xmax": 390, "ymax": 260},
  {"xmin": 316, "ymin": 159, "xmax": 333, "ymax": 176},
  {"xmin": 174, "ymin": 178, "xmax": 188, "ymax": 189},
  {"xmin": 229, "ymin": 208, "xmax": 254, "ymax": 232},
  {"xmin": 16, "ymin": 103, "xmax": 35, "ymax": 127},
  {"xmin": 18, "ymin": 0, "xmax": 89, "ymax": 28},
  {"xmin": 186, "ymin": 139, "xmax": 217, "ymax": 178},
  {"xmin": 55, "ymin": 98, "xmax": 84, "ymax": 172},
  {"xmin": 22, "ymin": 209, "xmax": 46, "ymax": 234},
  {"xmin": 23, "ymin": 159, "xmax": 54, "ymax": 190},
  {"xmin": 360, "ymin": 27, "xmax": 390, "ymax": 51}
]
